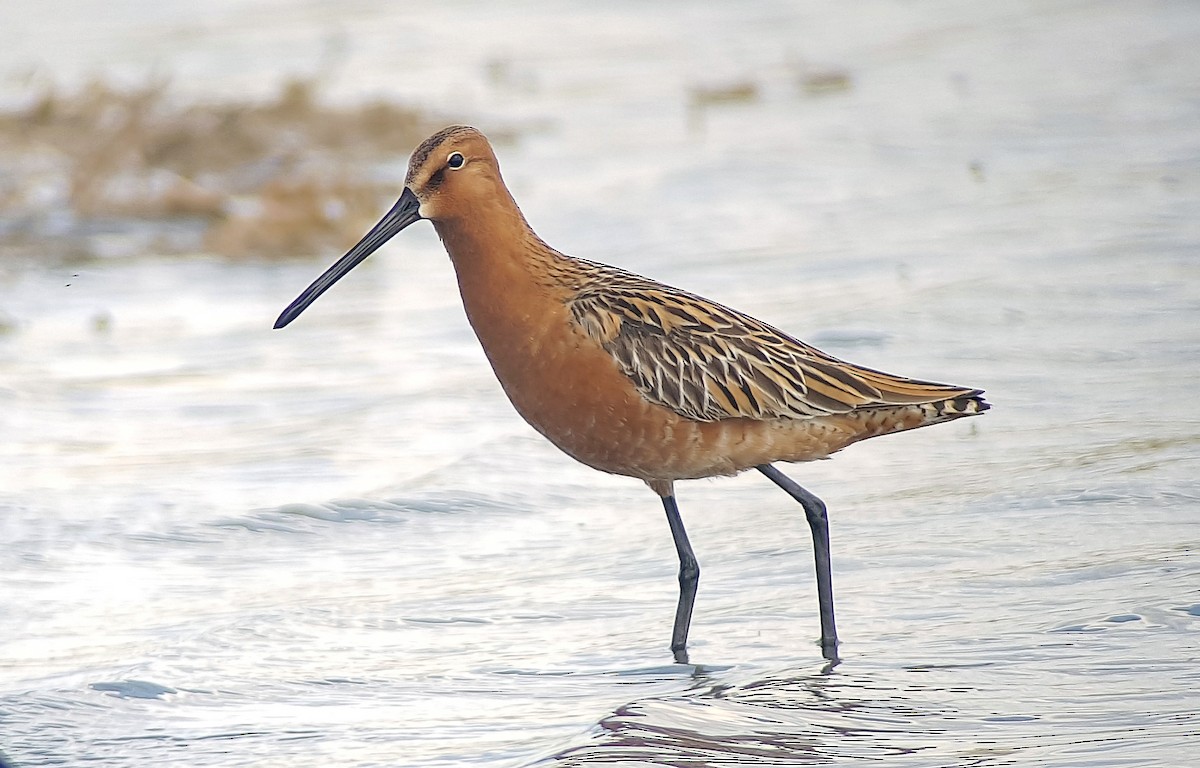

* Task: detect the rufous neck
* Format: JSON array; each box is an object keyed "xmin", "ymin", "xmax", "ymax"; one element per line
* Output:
[{"xmin": 431, "ymin": 190, "xmax": 565, "ymax": 289}]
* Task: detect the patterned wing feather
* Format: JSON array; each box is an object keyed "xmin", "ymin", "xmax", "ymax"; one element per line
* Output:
[{"xmin": 568, "ymin": 262, "xmax": 981, "ymax": 422}]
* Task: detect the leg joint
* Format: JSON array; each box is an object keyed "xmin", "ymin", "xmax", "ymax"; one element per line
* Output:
[
  {"xmin": 678, "ymin": 556, "xmax": 700, "ymax": 585},
  {"xmin": 803, "ymin": 495, "xmax": 828, "ymax": 526}
]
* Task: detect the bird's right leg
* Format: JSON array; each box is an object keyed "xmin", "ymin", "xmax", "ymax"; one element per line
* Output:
[{"xmin": 661, "ymin": 494, "xmax": 700, "ymax": 664}]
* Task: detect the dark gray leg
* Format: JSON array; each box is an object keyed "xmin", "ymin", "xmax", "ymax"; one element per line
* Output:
[
  {"xmin": 662, "ymin": 494, "xmax": 699, "ymax": 663},
  {"xmin": 757, "ymin": 464, "xmax": 839, "ymax": 660}
]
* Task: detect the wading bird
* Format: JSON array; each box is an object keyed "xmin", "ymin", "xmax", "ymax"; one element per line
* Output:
[{"xmin": 275, "ymin": 126, "xmax": 989, "ymax": 662}]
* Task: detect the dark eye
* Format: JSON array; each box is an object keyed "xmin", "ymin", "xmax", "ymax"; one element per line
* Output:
[{"xmin": 447, "ymin": 152, "xmax": 465, "ymax": 169}]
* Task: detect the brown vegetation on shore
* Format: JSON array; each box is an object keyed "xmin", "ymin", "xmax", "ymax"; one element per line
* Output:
[{"xmin": 0, "ymin": 78, "xmax": 452, "ymax": 258}]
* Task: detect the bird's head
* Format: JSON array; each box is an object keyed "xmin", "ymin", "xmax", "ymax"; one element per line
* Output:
[{"xmin": 273, "ymin": 125, "xmax": 503, "ymax": 329}]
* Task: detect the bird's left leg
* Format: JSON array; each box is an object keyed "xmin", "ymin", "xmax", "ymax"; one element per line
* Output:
[{"xmin": 757, "ymin": 464, "xmax": 839, "ymax": 661}]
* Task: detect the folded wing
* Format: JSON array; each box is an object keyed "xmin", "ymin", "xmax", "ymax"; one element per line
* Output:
[{"xmin": 568, "ymin": 264, "xmax": 982, "ymax": 423}]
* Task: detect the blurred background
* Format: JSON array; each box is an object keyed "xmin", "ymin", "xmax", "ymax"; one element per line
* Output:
[{"xmin": 1, "ymin": 1, "xmax": 1197, "ymax": 766}]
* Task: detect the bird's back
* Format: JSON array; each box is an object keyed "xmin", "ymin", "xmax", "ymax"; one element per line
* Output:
[{"xmin": 563, "ymin": 255, "xmax": 988, "ymax": 424}]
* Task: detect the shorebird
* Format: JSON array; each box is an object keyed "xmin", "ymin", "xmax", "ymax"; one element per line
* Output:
[{"xmin": 275, "ymin": 125, "xmax": 989, "ymax": 662}]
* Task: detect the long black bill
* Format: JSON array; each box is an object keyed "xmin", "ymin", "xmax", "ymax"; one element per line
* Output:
[{"xmin": 274, "ymin": 187, "xmax": 423, "ymax": 329}]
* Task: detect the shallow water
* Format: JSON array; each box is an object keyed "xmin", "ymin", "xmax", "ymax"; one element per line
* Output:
[{"xmin": 2, "ymin": 1, "xmax": 1199, "ymax": 766}]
